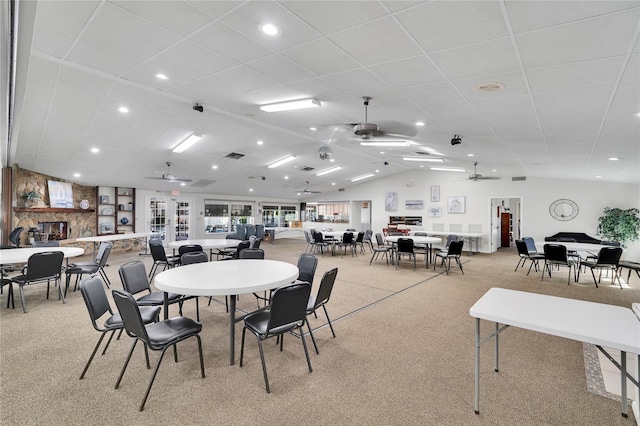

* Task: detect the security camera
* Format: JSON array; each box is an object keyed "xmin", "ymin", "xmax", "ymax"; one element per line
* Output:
[
  {"xmin": 384, "ymin": 161, "xmax": 389, "ymax": 166},
  {"xmin": 192, "ymin": 103, "xmax": 204, "ymax": 113},
  {"xmin": 261, "ymin": 176, "xmax": 266, "ymax": 181},
  {"xmin": 451, "ymin": 134, "xmax": 462, "ymax": 145}
]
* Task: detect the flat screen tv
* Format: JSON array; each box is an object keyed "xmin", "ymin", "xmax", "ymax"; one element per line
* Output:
[{"xmin": 48, "ymin": 180, "xmax": 74, "ymax": 208}]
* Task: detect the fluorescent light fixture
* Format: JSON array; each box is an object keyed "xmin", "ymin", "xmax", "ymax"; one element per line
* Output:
[
  {"xmin": 360, "ymin": 141, "xmax": 410, "ymax": 147},
  {"xmin": 351, "ymin": 173, "xmax": 375, "ymax": 182},
  {"xmin": 172, "ymin": 133, "xmax": 202, "ymax": 153},
  {"xmin": 430, "ymin": 167, "xmax": 466, "ymax": 172},
  {"xmin": 260, "ymin": 98, "xmax": 321, "ymax": 112},
  {"xmin": 268, "ymin": 155, "xmax": 296, "ymax": 168},
  {"xmin": 316, "ymin": 166, "xmax": 342, "ymax": 176},
  {"xmin": 402, "ymin": 157, "xmax": 444, "ymax": 162}
]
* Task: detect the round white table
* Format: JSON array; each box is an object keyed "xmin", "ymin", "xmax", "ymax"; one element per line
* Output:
[
  {"xmin": 154, "ymin": 259, "xmax": 299, "ymax": 365},
  {"xmin": 0, "ymin": 247, "xmax": 84, "ymax": 265},
  {"xmin": 168, "ymin": 238, "xmax": 244, "ymax": 260},
  {"xmin": 384, "ymin": 235, "xmax": 441, "ymax": 268}
]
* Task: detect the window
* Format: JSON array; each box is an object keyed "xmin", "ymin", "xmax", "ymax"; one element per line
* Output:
[
  {"xmin": 262, "ymin": 205, "xmax": 299, "ymax": 227},
  {"xmin": 311, "ymin": 202, "xmax": 350, "ymax": 223},
  {"xmin": 204, "ymin": 201, "xmax": 254, "ymax": 233}
]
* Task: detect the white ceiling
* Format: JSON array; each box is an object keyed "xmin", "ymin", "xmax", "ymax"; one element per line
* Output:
[{"xmin": 6, "ymin": 1, "xmax": 640, "ymax": 199}]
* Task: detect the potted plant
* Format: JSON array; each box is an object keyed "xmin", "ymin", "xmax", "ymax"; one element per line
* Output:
[
  {"xmin": 596, "ymin": 207, "xmax": 640, "ymax": 247},
  {"xmin": 23, "ymin": 190, "xmax": 42, "ymax": 208}
]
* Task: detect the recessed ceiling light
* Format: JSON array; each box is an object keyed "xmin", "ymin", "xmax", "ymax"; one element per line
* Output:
[
  {"xmin": 492, "ymin": 169, "xmax": 497, "ymax": 172},
  {"xmin": 261, "ymin": 23, "xmax": 279, "ymax": 36},
  {"xmin": 415, "ymin": 121, "xmax": 425, "ymax": 126},
  {"xmin": 91, "ymin": 148, "xmax": 99, "ymax": 153},
  {"xmin": 118, "ymin": 106, "xmax": 129, "ymax": 113},
  {"xmin": 73, "ymin": 173, "xmax": 80, "ymax": 177},
  {"xmin": 155, "ymin": 73, "xmax": 169, "ymax": 80},
  {"xmin": 608, "ymin": 157, "xmax": 619, "ymax": 161},
  {"xmin": 332, "ymin": 182, "xmax": 336, "ymax": 186},
  {"xmin": 284, "ymin": 176, "xmax": 289, "ymax": 180},
  {"xmin": 257, "ymin": 140, "xmax": 263, "ymax": 145},
  {"xmin": 249, "ymin": 188, "xmax": 254, "ymax": 192},
  {"xmin": 635, "ymin": 112, "xmax": 640, "ymax": 117},
  {"xmin": 595, "ymin": 175, "xmax": 603, "ymax": 178},
  {"xmin": 375, "ymin": 169, "xmax": 380, "ymax": 173},
  {"xmin": 467, "ymin": 153, "xmax": 474, "ymax": 157},
  {"xmin": 180, "ymin": 182, "xmax": 186, "ymax": 186},
  {"xmin": 212, "ymin": 165, "xmax": 218, "ymax": 169},
  {"xmin": 309, "ymin": 127, "xmax": 317, "ymax": 131}
]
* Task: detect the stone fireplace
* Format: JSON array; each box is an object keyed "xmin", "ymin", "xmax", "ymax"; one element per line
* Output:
[{"xmin": 38, "ymin": 221, "xmax": 69, "ymax": 241}]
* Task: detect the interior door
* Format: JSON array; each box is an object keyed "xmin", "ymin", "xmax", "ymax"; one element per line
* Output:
[{"xmin": 146, "ymin": 197, "xmax": 193, "ymax": 246}]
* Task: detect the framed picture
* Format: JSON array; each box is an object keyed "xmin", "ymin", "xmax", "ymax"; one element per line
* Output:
[
  {"xmin": 99, "ymin": 195, "xmax": 109, "ymax": 204},
  {"xmin": 47, "ymin": 180, "xmax": 74, "ymax": 208},
  {"xmin": 430, "ymin": 186, "xmax": 440, "ymax": 202},
  {"xmin": 405, "ymin": 200, "xmax": 423, "ymax": 210},
  {"xmin": 100, "ymin": 223, "xmax": 114, "ymax": 234},
  {"xmin": 385, "ymin": 192, "xmax": 398, "ymax": 211},
  {"xmin": 447, "ymin": 196, "xmax": 465, "ymax": 214},
  {"xmin": 428, "ymin": 207, "xmax": 442, "ymax": 218}
]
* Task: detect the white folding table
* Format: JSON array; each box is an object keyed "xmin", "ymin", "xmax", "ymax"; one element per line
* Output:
[{"xmin": 470, "ymin": 288, "xmax": 640, "ymax": 420}]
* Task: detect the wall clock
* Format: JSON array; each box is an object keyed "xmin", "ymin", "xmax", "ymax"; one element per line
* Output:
[{"xmin": 549, "ymin": 199, "xmax": 579, "ymax": 221}]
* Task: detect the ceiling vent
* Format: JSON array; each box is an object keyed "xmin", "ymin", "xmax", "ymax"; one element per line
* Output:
[
  {"xmin": 475, "ymin": 82, "xmax": 505, "ymax": 92},
  {"xmin": 225, "ymin": 152, "xmax": 245, "ymax": 159},
  {"xmin": 190, "ymin": 179, "xmax": 216, "ymax": 187},
  {"xmin": 512, "ymin": 176, "xmax": 526, "ymax": 181},
  {"xmin": 300, "ymin": 166, "xmax": 315, "ymax": 172},
  {"xmin": 338, "ymin": 188, "xmax": 345, "ymax": 192}
]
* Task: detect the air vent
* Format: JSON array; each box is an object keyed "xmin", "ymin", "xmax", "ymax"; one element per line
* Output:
[
  {"xmin": 225, "ymin": 152, "xmax": 245, "ymax": 159},
  {"xmin": 300, "ymin": 166, "xmax": 315, "ymax": 172},
  {"xmin": 475, "ymin": 82, "xmax": 505, "ymax": 92},
  {"xmin": 415, "ymin": 151, "xmax": 431, "ymax": 155},
  {"xmin": 190, "ymin": 179, "xmax": 216, "ymax": 188},
  {"xmin": 512, "ymin": 176, "xmax": 526, "ymax": 181},
  {"xmin": 338, "ymin": 188, "xmax": 345, "ymax": 192}
]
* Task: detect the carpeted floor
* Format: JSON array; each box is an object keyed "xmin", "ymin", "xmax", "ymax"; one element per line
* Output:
[{"xmin": 1, "ymin": 239, "xmax": 638, "ymax": 425}]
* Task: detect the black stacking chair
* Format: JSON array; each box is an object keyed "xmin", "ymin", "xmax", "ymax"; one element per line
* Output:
[
  {"xmin": 119, "ymin": 261, "xmax": 185, "ymax": 318},
  {"xmin": 65, "ymin": 242, "xmax": 113, "ymax": 295},
  {"xmin": 306, "ymin": 267, "xmax": 338, "ymax": 354},
  {"xmin": 395, "ymin": 238, "xmax": 416, "ymax": 270},
  {"xmin": 180, "ymin": 251, "xmax": 208, "ymax": 266},
  {"xmin": 434, "ymin": 240, "xmax": 464, "ymax": 275},
  {"xmin": 311, "ymin": 231, "xmax": 330, "ymax": 256},
  {"xmin": 148, "ymin": 241, "xmax": 180, "ymax": 280},
  {"xmin": 581, "ymin": 247, "xmax": 623, "ymax": 288},
  {"xmin": 337, "ymin": 232, "xmax": 356, "ymax": 257},
  {"xmin": 239, "ymin": 282, "xmax": 312, "ymax": 393},
  {"xmin": 177, "ymin": 244, "xmax": 203, "ymax": 265},
  {"xmin": 515, "ymin": 239, "xmax": 544, "ymax": 275},
  {"xmin": 112, "ymin": 289, "xmax": 205, "ymax": 411},
  {"xmin": 296, "ymin": 253, "xmax": 318, "ymax": 285},
  {"xmin": 79, "ymin": 275, "xmax": 160, "ymax": 379},
  {"xmin": 10, "ymin": 251, "xmax": 64, "ymax": 313},
  {"xmin": 542, "ymin": 244, "xmax": 579, "ymax": 285},
  {"xmin": 370, "ymin": 233, "xmax": 392, "ymax": 266}
]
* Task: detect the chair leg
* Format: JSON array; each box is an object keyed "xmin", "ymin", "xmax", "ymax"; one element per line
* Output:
[
  {"xmin": 239, "ymin": 326, "xmax": 247, "ymax": 367},
  {"xmin": 307, "ymin": 320, "xmax": 319, "ymax": 354},
  {"xmin": 589, "ymin": 268, "xmax": 599, "ymax": 288},
  {"xmin": 139, "ymin": 346, "xmax": 171, "ymax": 411},
  {"xmin": 80, "ymin": 331, "xmax": 109, "ymax": 379},
  {"xmin": 19, "ymin": 284, "xmax": 27, "ymax": 313},
  {"xmin": 256, "ymin": 337, "xmax": 270, "ymax": 393},
  {"xmin": 115, "ymin": 339, "xmax": 139, "ymax": 389},
  {"xmin": 299, "ymin": 326, "xmax": 313, "ymax": 374},
  {"xmin": 323, "ymin": 305, "xmax": 336, "ymax": 338}
]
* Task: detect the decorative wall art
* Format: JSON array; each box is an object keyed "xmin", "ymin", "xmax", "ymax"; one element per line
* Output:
[
  {"xmin": 405, "ymin": 200, "xmax": 423, "ymax": 210},
  {"xmin": 99, "ymin": 195, "xmax": 109, "ymax": 204},
  {"xmin": 385, "ymin": 192, "xmax": 398, "ymax": 211},
  {"xmin": 447, "ymin": 196, "xmax": 466, "ymax": 214},
  {"xmin": 47, "ymin": 180, "xmax": 74, "ymax": 208},
  {"xmin": 430, "ymin": 186, "xmax": 440, "ymax": 202},
  {"xmin": 428, "ymin": 206, "xmax": 442, "ymax": 218},
  {"xmin": 100, "ymin": 223, "xmax": 114, "ymax": 234}
]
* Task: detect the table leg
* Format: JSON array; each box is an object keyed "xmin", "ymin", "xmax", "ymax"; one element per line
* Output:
[
  {"xmin": 229, "ymin": 294, "xmax": 237, "ymax": 365},
  {"xmin": 622, "ymin": 351, "xmax": 628, "ymax": 418},
  {"xmin": 494, "ymin": 322, "xmax": 500, "ymax": 372},
  {"xmin": 475, "ymin": 317, "xmax": 480, "ymax": 414}
]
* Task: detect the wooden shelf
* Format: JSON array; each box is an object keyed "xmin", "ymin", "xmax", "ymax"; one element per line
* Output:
[{"xmin": 14, "ymin": 207, "xmax": 96, "ymax": 213}]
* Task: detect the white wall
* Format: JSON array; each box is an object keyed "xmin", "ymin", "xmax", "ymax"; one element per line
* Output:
[{"xmin": 304, "ymin": 169, "xmax": 640, "ymax": 259}]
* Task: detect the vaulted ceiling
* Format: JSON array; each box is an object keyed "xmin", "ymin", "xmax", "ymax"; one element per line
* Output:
[{"xmin": 5, "ymin": 1, "xmax": 640, "ymax": 198}]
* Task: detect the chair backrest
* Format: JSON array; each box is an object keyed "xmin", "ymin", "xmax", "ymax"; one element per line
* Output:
[
  {"xmin": 97, "ymin": 242, "xmax": 113, "ymax": 268},
  {"xmin": 32, "ymin": 240, "xmax": 60, "ymax": 247},
  {"xmin": 233, "ymin": 241, "xmax": 251, "ymax": 259},
  {"xmin": 25, "ymin": 251, "xmax": 64, "ymax": 281},
  {"xmin": 543, "ymin": 244, "xmax": 568, "ymax": 263},
  {"xmin": 149, "ymin": 241, "xmax": 169, "ymax": 262},
  {"xmin": 248, "ymin": 235, "xmax": 258, "ymax": 248},
  {"xmin": 112, "ymin": 289, "xmax": 150, "ymax": 343},
  {"xmin": 9, "ymin": 227, "xmax": 24, "ymax": 247},
  {"xmin": 375, "ymin": 232, "xmax": 386, "ymax": 246},
  {"xmin": 79, "ymin": 275, "xmax": 113, "ymax": 330},
  {"xmin": 595, "ymin": 247, "xmax": 623, "ymax": 266},
  {"xmin": 119, "ymin": 261, "xmax": 151, "ymax": 296},
  {"xmin": 296, "ymin": 254, "xmax": 318, "ymax": 284},
  {"xmin": 515, "ymin": 240, "xmax": 528, "ymax": 256},
  {"xmin": 363, "ymin": 229, "xmax": 373, "ymax": 242},
  {"xmin": 304, "ymin": 230, "xmax": 312, "ymax": 244},
  {"xmin": 267, "ymin": 283, "xmax": 311, "ymax": 334},
  {"xmin": 180, "ymin": 251, "xmax": 209, "ymax": 265},
  {"xmin": 313, "ymin": 267, "xmax": 338, "ymax": 310},
  {"xmin": 397, "ymin": 238, "xmax": 414, "ymax": 253},
  {"xmin": 522, "ymin": 237, "xmax": 537, "ymax": 253},
  {"xmin": 238, "ymin": 248, "xmax": 265, "ymax": 259},
  {"xmin": 447, "ymin": 240, "xmax": 464, "ymax": 256},
  {"xmin": 178, "ymin": 244, "xmax": 203, "ymax": 257},
  {"xmin": 342, "ymin": 232, "xmax": 354, "ymax": 243},
  {"xmin": 313, "ymin": 232, "xmax": 325, "ymax": 243},
  {"xmin": 355, "ymin": 232, "xmax": 364, "ymax": 243}
]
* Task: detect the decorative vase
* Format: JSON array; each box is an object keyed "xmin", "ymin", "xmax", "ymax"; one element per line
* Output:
[{"xmin": 120, "ymin": 217, "xmax": 129, "ymax": 225}]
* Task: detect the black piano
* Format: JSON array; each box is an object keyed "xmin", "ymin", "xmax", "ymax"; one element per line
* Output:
[{"xmin": 544, "ymin": 232, "xmax": 620, "ymax": 246}]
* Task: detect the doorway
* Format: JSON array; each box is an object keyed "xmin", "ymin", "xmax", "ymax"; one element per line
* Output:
[
  {"xmin": 146, "ymin": 196, "xmax": 194, "ymax": 246},
  {"xmin": 489, "ymin": 197, "xmax": 522, "ymax": 253}
]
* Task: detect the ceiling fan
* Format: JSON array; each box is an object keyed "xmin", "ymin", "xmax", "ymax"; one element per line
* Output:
[
  {"xmin": 469, "ymin": 162, "xmax": 501, "ymax": 181},
  {"xmin": 323, "ymin": 96, "xmax": 416, "ymax": 144},
  {"xmin": 297, "ymin": 181, "xmax": 321, "ymax": 194},
  {"xmin": 147, "ymin": 162, "xmax": 193, "ymax": 183}
]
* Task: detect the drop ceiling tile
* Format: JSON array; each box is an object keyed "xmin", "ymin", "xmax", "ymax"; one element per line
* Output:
[
  {"xmin": 398, "ymin": 81, "xmax": 466, "ymax": 104},
  {"xmin": 516, "ymin": 10, "xmax": 640, "ymax": 68},
  {"xmin": 527, "ymin": 56, "xmax": 625, "ymax": 93},
  {"xmin": 32, "ymin": 26, "xmax": 77, "ymax": 58},
  {"xmin": 24, "ymin": 78, "xmax": 55, "ymax": 102},
  {"xmin": 35, "ymin": 2, "xmax": 91, "ymax": 37},
  {"xmin": 248, "ymin": 54, "xmax": 316, "ymax": 83},
  {"xmin": 612, "ymin": 82, "xmax": 640, "ymax": 106},
  {"xmin": 194, "ymin": 22, "xmax": 272, "ymax": 63},
  {"xmin": 369, "ymin": 56, "xmax": 446, "ymax": 87},
  {"xmin": 468, "ymin": 95, "xmax": 535, "ymax": 114},
  {"xmin": 26, "ymin": 56, "xmax": 60, "ymax": 82},
  {"xmin": 397, "ymin": 1, "xmax": 509, "ymax": 53},
  {"xmin": 534, "ymin": 86, "xmax": 613, "ymax": 109},
  {"xmin": 282, "ymin": 38, "xmax": 361, "ymax": 75},
  {"xmin": 322, "ymin": 69, "xmax": 387, "ymax": 96},
  {"xmin": 537, "ymin": 106, "xmax": 606, "ymax": 124},
  {"xmin": 57, "ymin": 66, "xmax": 113, "ymax": 96},
  {"xmin": 281, "ymin": 1, "xmax": 387, "ymax": 34},
  {"xmin": 430, "ymin": 38, "xmax": 520, "ymax": 80},
  {"xmin": 621, "ymin": 54, "xmax": 639, "ymax": 84},
  {"xmin": 329, "ymin": 17, "xmax": 422, "ymax": 66}
]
